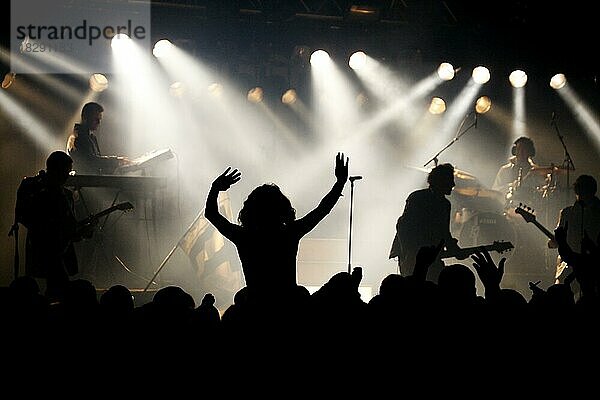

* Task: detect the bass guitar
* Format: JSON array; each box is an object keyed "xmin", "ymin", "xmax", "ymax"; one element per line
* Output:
[{"xmin": 514, "ymin": 203, "xmax": 555, "ymax": 241}]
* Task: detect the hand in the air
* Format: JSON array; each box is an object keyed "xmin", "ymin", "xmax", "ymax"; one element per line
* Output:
[
  {"xmin": 212, "ymin": 167, "xmax": 241, "ymax": 191},
  {"xmin": 471, "ymin": 248, "xmax": 505, "ymax": 292},
  {"xmin": 335, "ymin": 152, "xmax": 349, "ymax": 183}
]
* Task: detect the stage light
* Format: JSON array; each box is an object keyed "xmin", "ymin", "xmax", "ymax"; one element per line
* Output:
[
  {"xmin": 89, "ymin": 73, "xmax": 108, "ymax": 92},
  {"xmin": 153, "ymin": 39, "xmax": 174, "ymax": 58},
  {"xmin": 111, "ymin": 33, "xmax": 132, "ymax": 51},
  {"xmin": 169, "ymin": 81, "xmax": 184, "ymax": 97},
  {"xmin": 437, "ymin": 63, "xmax": 455, "ymax": 81},
  {"xmin": 349, "ymin": 51, "xmax": 367, "ymax": 70},
  {"xmin": 356, "ymin": 92, "xmax": 369, "ymax": 107},
  {"xmin": 509, "ymin": 70, "xmax": 527, "ymax": 88},
  {"xmin": 428, "ymin": 97, "xmax": 446, "ymax": 114},
  {"xmin": 208, "ymin": 82, "xmax": 223, "ymax": 98},
  {"xmin": 550, "ymin": 73, "xmax": 567, "ymax": 89},
  {"xmin": 1, "ymin": 72, "xmax": 16, "ymax": 89},
  {"xmin": 310, "ymin": 50, "xmax": 330, "ymax": 67},
  {"xmin": 475, "ymin": 95, "xmax": 492, "ymax": 114},
  {"xmin": 472, "ymin": 66, "xmax": 490, "ymax": 84},
  {"xmin": 247, "ymin": 87, "xmax": 264, "ymax": 103},
  {"xmin": 282, "ymin": 89, "xmax": 297, "ymax": 104}
]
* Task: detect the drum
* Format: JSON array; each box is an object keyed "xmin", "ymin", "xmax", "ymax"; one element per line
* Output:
[{"xmin": 458, "ymin": 212, "xmax": 517, "ymax": 257}]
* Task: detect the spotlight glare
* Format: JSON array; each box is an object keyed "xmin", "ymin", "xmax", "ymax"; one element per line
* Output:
[
  {"xmin": 550, "ymin": 73, "xmax": 567, "ymax": 90},
  {"xmin": 429, "ymin": 97, "xmax": 446, "ymax": 114},
  {"xmin": 472, "ymin": 66, "xmax": 491, "ymax": 84},
  {"xmin": 356, "ymin": 92, "xmax": 368, "ymax": 107},
  {"xmin": 153, "ymin": 39, "xmax": 174, "ymax": 58},
  {"xmin": 1, "ymin": 72, "xmax": 16, "ymax": 89},
  {"xmin": 282, "ymin": 89, "xmax": 297, "ymax": 104},
  {"xmin": 89, "ymin": 73, "xmax": 108, "ymax": 92},
  {"xmin": 509, "ymin": 70, "xmax": 528, "ymax": 88},
  {"xmin": 475, "ymin": 95, "xmax": 492, "ymax": 114},
  {"xmin": 169, "ymin": 81, "xmax": 185, "ymax": 97},
  {"xmin": 310, "ymin": 50, "xmax": 330, "ymax": 67},
  {"xmin": 247, "ymin": 87, "xmax": 264, "ymax": 103},
  {"xmin": 111, "ymin": 33, "xmax": 132, "ymax": 51},
  {"xmin": 349, "ymin": 51, "xmax": 367, "ymax": 70},
  {"xmin": 437, "ymin": 63, "xmax": 455, "ymax": 81},
  {"xmin": 208, "ymin": 82, "xmax": 223, "ymax": 98}
]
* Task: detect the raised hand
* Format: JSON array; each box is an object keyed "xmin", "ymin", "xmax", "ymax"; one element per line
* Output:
[
  {"xmin": 335, "ymin": 152, "xmax": 349, "ymax": 183},
  {"xmin": 471, "ymin": 248, "xmax": 505, "ymax": 293},
  {"xmin": 212, "ymin": 167, "xmax": 241, "ymax": 191}
]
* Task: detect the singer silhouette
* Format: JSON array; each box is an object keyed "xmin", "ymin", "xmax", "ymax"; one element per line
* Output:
[{"xmin": 205, "ymin": 152, "xmax": 349, "ymax": 304}]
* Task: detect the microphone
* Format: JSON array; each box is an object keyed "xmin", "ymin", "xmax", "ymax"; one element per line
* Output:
[
  {"xmin": 474, "ymin": 112, "xmax": 478, "ymax": 128},
  {"xmin": 349, "ymin": 176, "xmax": 363, "ymax": 182},
  {"xmin": 551, "ymin": 111, "xmax": 557, "ymax": 125}
]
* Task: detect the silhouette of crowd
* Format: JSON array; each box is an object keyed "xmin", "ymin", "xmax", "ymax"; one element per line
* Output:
[{"xmin": 4, "ymin": 152, "xmax": 600, "ymax": 376}]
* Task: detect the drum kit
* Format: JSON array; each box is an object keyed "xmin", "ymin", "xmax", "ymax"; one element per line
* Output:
[{"xmin": 407, "ymin": 163, "xmax": 574, "ymax": 257}]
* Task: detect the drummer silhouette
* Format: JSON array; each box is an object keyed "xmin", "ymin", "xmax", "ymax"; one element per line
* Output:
[{"xmin": 493, "ymin": 136, "xmax": 545, "ymax": 210}]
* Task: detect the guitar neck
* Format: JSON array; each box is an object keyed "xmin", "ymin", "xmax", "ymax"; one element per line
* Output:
[
  {"xmin": 94, "ymin": 206, "xmax": 120, "ymax": 219},
  {"xmin": 80, "ymin": 204, "xmax": 127, "ymax": 225},
  {"xmin": 531, "ymin": 220, "xmax": 555, "ymax": 240},
  {"xmin": 441, "ymin": 243, "xmax": 511, "ymax": 259}
]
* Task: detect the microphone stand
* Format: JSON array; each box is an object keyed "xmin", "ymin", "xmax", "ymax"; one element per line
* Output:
[
  {"xmin": 347, "ymin": 176, "xmax": 361, "ymax": 274},
  {"xmin": 551, "ymin": 116, "xmax": 575, "ymax": 203},
  {"xmin": 424, "ymin": 112, "xmax": 477, "ymax": 168}
]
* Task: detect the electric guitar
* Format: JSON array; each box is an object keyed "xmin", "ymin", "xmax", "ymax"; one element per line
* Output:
[
  {"xmin": 76, "ymin": 201, "xmax": 134, "ymax": 236},
  {"xmin": 440, "ymin": 240, "xmax": 514, "ymax": 260},
  {"xmin": 514, "ymin": 203, "xmax": 555, "ymax": 241},
  {"xmin": 57, "ymin": 202, "xmax": 134, "ymax": 275}
]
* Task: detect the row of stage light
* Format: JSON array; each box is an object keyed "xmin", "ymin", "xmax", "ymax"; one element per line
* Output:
[{"xmin": 1, "ymin": 36, "xmax": 570, "ymax": 107}]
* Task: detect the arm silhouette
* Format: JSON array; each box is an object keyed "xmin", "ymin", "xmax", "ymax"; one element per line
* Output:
[
  {"xmin": 205, "ymin": 167, "xmax": 242, "ymax": 241},
  {"xmin": 295, "ymin": 152, "xmax": 348, "ymax": 236}
]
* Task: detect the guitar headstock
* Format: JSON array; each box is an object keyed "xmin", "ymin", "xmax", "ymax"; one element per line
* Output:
[
  {"xmin": 515, "ymin": 203, "xmax": 536, "ymax": 223},
  {"xmin": 492, "ymin": 240, "xmax": 514, "ymax": 253},
  {"xmin": 116, "ymin": 201, "xmax": 134, "ymax": 211}
]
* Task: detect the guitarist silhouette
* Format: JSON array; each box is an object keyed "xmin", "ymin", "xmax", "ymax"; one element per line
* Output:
[
  {"xmin": 548, "ymin": 175, "xmax": 600, "ymax": 287},
  {"xmin": 389, "ymin": 164, "xmax": 462, "ymax": 283},
  {"xmin": 16, "ymin": 151, "xmax": 133, "ymax": 302}
]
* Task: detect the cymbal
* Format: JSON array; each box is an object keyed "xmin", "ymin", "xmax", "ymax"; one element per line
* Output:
[
  {"xmin": 405, "ymin": 165, "xmax": 477, "ymax": 181},
  {"xmin": 453, "ymin": 186, "xmax": 504, "ymax": 199},
  {"xmin": 454, "ymin": 168, "xmax": 477, "ymax": 181},
  {"xmin": 405, "ymin": 165, "xmax": 432, "ymax": 174},
  {"xmin": 528, "ymin": 165, "xmax": 573, "ymax": 175}
]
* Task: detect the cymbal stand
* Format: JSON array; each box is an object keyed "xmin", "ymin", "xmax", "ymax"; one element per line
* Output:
[{"xmin": 551, "ymin": 114, "xmax": 575, "ymax": 205}]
